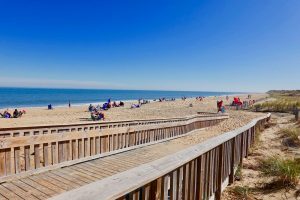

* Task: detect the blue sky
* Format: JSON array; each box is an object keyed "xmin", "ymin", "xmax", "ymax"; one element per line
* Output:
[{"xmin": 0, "ymin": 0, "xmax": 299, "ymax": 92}]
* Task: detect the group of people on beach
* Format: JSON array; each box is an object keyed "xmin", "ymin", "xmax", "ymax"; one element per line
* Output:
[
  {"xmin": 156, "ymin": 98, "xmax": 176, "ymax": 102},
  {"xmin": 131, "ymin": 99, "xmax": 148, "ymax": 108},
  {"xmin": 196, "ymin": 96, "xmax": 205, "ymax": 101},
  {"xmin": 89, "ymin": 100, "xmax": 125, "ymax": 112},
  {"xmin": 89, "ymin": 99, "xmax": 125, "ymax": 121},
  {"xmin": 0, "ymin": 109, "xmax": 26, "ymax": 118},
  {"xmin": 138, "ymin": 99, "xmax": 150, "ymax": 105},
  {"xmin": 217, "ymin": 95, "xmax": 257, "ymax": 112}
]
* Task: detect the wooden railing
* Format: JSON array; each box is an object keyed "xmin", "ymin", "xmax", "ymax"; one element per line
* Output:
[
  {"xmin": 0, "ymin": 114, "xmax": 228, "ymax": 182},
  {"xmin": 50, "ymin": 113, "xmax": 271, "ymax": 200},
  {"xmin": 0, "ymin": 113, "xmax": 224, "ymax": 137}
]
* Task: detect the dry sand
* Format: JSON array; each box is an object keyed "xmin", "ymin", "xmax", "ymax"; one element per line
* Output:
[
  {"xmin": 222, "ymin": 113, "xmax": 300, "ymax": 200},
  {"xmin": 0, "ymin": 94, "xmax": 267, "ymax": 128},
  {"xmin": 174, "ymin": 110, "xmax": 265, "ymax": 146}
]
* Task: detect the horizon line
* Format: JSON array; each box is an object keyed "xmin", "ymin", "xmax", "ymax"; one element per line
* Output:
[{"xmin": 0, "ymin": 86, "xmax": 255, "ymax": 94}]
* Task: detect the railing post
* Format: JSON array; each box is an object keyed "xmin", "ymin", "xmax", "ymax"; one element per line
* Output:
[
  {"xmin": 149, "ymin": 180, "xmax": 158, "ymax": 200},
  {"xmin": 215, "ymin": 144, "xmax": 224, "ymax": 200},
  {"xmin": 240, "ymin": 132, "xmax": 244, "ymax": 169},
  {"xmin": 229, "ymin": 137, "xmax": 236, "ymax": 185},
  {"xmin": 245, "ymin": 130, "xmax": 249, "ymax": 158},
  {"xmin": 161, "ymin": 176, "xmax": 168, "ymax": 200},
  {"xmin": 295, "ymin": 108, "xmax": 299, "ymax": 121},
  {"xmin": 195, "ymin": 156, "xmax": 202, "ymax": 200}
]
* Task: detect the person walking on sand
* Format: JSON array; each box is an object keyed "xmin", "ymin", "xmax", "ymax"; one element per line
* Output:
[
  {"xmin": 68, "ymin": 100, "xmax": 71, "ymax": 108},
  {"xmin": 217, "ymin": 100, "xmax": 223, "ymax": 113}
]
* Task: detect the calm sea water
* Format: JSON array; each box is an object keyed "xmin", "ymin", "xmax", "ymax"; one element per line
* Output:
[{"xmin": 0, "ymin": 87, "xmax": 239, "ymax": 108}]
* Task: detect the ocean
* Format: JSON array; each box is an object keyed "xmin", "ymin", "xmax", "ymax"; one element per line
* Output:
[{"xmin": 0, "ymin": 87, "xmax": 239, "ymax": 109}]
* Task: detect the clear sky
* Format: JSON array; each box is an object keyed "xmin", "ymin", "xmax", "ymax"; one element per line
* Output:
[{"xmin": 0, "ymin": 0, "xmax": 299, "ymax": 92}]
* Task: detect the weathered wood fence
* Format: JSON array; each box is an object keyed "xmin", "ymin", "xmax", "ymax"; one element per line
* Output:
[
  {"xmin": 0, "ymin": 114, "xmax": 228, "ymax": 182},
  {"xmin": 0, "ymin": 113, "xmax": 223, "ymax": 137},
  {"xmin": 51, "ymin": 113, "xmax": 271, "ymax": 200}
]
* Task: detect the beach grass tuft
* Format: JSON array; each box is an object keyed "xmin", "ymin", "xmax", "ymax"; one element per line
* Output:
[
  {"xmin": 230, "ymin": 186, "xmax": 252, "ymax": 200},
  {"xmin": 278, "ymin": 127, "xmax": 300, "ymax": 141},
  {"xmin": 260, "ymin": 156, "xmax": 300, "ymax": 187},
  {"xmin": 235, "ymin": 164, "xmax": 243, "ymax": 181}
]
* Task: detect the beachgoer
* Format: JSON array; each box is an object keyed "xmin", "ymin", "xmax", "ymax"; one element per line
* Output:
[
  {"xmin": 3, "ymin": 111, "xmax": 11, "ymax": 118},
  {"xmin": 102, "ymin": 103, "xmax": 110, "ymax": 110},
  {"xmin": 69, "ymin": 100, "xmax": 71, "ymax": 108},
  {"xmin": 88, "ymin": 104, "xmax": 93, "ymax": 112},
  {"xmin": 91, "ymin": 111, "xmax": 105, "ymax": 121},
  {"xmin": 217, "ymin": 100, "xmax": 223, "ymax": 112},
  {"xmin": 13, "ymin": 109, "xmax": 19, "ymax": 118},
  {"xmin": 221, "ymin": 106, "xmax": 226, "ymax": 113},
  {"xmin": 48, "ymin": 104, "xmax": 53, "ymax": 110},
  {"xmin": 131, "ymin": 104, "xmax": 140, "ymax": 108},
  {"xmin": 99, "ymin": 112, "xmax": 105, "ymax": 120},
  {"xmin": 112, "ymin": 101, "xmax": 118, "ymax": 107}
]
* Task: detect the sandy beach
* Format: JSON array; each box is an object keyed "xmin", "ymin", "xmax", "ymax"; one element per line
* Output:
[{"xmin": 0, "ymin": 93, "xmax": 267, "ymax": 128}]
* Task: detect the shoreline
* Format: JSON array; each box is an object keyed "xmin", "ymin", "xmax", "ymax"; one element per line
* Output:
[
  {"xmin": 0, "ymin": 93, "xmax": 268, "ymax": 129},
  {"xmin": 0, "ymin": 93, "xmax": 251, "ymax": 110},
  {"xmin": 0, "ymin": 88, "xmax": 244, "ymax": 110}
]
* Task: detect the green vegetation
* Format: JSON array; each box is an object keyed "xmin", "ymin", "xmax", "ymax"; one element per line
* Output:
[
  {"xmin": 260, "ymin": 156, "xmax": 300, "ymax": 187},
  {"xmin": 254, "ymin": 90, "xmax": 300, "ymax": 112},
  {"xmin": 278, "ymin": 127, "xmax": 300, "ymax": 141},
  {"xmin": 268, "ymin": 90, "xmax": 300, "ymax": 97},
  {"xmin": 254, "ymin": 100, "xmax": 300, "ymax": 112},
  {"xmin": 231, "ymin": 186, "xmax": 252, "ymax": 199},
  {"xmin": 235, "ymin": 164, "xmax": 242, "ymax": 181}
]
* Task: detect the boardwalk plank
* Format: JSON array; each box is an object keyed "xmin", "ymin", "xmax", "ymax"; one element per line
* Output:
[
  {"xmin": 2, "ymin": 182, "xmax": 39, "ymax": 200},
  {"xmin": 29, "ymin": 176, "xmax": 65, "ymax": 194},
  {"xmin": 21, "ymin": 178, "xmax": 56, "ymax": 197},
  {"xmin": 13, "ymin": 180, "xmax": 49, "ymax": 199},
  {"xmin": 0, "ymin": 184, "xmax": 23, "ymax": 200},
  {"xmin": 44, "ymin": 172, "xmax": 81, "ymax": 188},
  {"xmin": 50, "ymin": 171, "xmax": 87, "ymax": 186}
]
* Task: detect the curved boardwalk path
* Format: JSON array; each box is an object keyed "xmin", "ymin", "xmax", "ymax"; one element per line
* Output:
[
  {"xmin": 0, "ymin": 131, "xmax": 205, "ymax": 200},
  {"xmin": 0, "ymin": 114, "xmax": 227, "ymax": 200}
]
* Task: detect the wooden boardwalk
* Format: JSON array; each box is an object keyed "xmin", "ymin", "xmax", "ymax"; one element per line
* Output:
[
  {"xmin": 0, "ymin": 128, "xmax": 208, "ymax": 200},
  {"xmin": 0, "ymin": 114, "xmax": 231, "ymax": 200},
  {"xmin": 50, "ymin": 113, "xmax": 271, "ymax": 200},
  {"xmin": 0, "ymin": 114, "xmax": 227, "ymax": 181}
]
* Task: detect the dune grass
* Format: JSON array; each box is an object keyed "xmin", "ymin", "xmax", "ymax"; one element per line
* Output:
[
  {"xmin": 235, "ymin": 164, "xmax": 242, "ymax": 181},
  {"xmin": 278, "ymin": 127, "xmax": 300, "ymax": 141},
  {"xmin": 255, "ymin": 91, "xmax": 300, "ymax": 112},
  {"xmin": 260, "ymin": 156, "xmax": 300, "ymax": 187},
  {"xmin": 230, "ymin": 186, "xmax": 252, "ymax": 200},
  {"xmin": 254, "ymin": 99, "xmax": 300, "ymax": 112}
]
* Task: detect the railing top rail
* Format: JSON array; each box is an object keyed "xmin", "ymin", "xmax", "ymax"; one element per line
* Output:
[
  {"xmin": 0, "ymin": 112, "xmax": 228, "ymax": 132},
  {"xmin": 50, "ymin": 113, "xmax": 270, "ymax": 200},
  {"xmin": 0, "ymin": 115, "xmax": 229, "ymax": 149}
]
